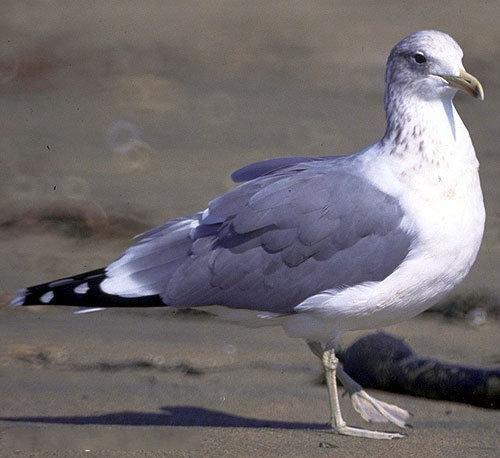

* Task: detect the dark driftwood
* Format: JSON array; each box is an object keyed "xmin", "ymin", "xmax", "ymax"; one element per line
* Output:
[{"xmin": 339, "ymin": 332, "xmax": 499, "ymax": 409}]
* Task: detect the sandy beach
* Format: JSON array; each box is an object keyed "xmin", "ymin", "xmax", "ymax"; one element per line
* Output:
[
  {"xmin": 0, "ymin": 1, "xmax": 499, "ymax": 456},
  {"xmin": 0, "ymin": 308, "xmax": 498, "ymax": 456}
]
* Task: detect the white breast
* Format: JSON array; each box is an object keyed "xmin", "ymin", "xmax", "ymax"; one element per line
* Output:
[{"xmin": 287, "ymin": 139, "xmax": 485, "ymax": 339}]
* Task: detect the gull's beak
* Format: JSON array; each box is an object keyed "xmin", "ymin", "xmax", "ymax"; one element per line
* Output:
[{"xmin": 440, "ymin": 68, "xmax": 484, "ymax": 100}]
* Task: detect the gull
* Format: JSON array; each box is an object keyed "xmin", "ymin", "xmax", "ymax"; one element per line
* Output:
[{"xmin": 10, "ymin": 30, "xmax": 485, "ymax": 439}]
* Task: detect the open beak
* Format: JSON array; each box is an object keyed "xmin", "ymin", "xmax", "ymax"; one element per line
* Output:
[{"xmin": 440, "ymin": 68, "xmax": 484, "ymax": 100}]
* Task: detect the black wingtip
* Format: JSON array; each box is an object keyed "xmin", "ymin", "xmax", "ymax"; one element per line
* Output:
[{"xmin": 10, "ymin": 268, "xmax": 165, "ymax": 308}]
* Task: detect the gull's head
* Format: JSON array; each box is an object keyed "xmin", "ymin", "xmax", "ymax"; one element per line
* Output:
[{"xmin": 385, "ymin": 30, "xmax": 484, "ymax": 102}]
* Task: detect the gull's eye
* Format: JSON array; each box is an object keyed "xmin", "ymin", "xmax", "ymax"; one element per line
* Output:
[{"xmin": 413, "ymin": 52, "xmax": 427, "ymax": 64}]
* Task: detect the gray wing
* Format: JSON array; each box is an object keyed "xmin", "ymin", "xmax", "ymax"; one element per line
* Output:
[
  {"xmin": 231, "ymin": 156, "xmax": 322, "ymax": 182},
  {"xmin": 102, "ymin": 161, "xmax": 413, "ymax": 313},
  {"xmin": 230, "ymin": 155, "xmax": 342, "ymax": 182}
]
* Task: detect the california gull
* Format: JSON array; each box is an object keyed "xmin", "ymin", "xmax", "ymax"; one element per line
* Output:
[{"xmin": 11, "ymin": 30, "xmax": 485, "ymax": 439}]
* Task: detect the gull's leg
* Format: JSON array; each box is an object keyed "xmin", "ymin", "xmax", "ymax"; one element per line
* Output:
[
  {"xmin": 322, "ymin": 347, "xmax": 406, "ymax": 439},
  {"xmin": 307, "ymin": 340, "xmax": 410, "ymax": 429},
  {"xmin": 322, "ymin": 349, "xmax": 346, "ymax": 430},
  {"xmin": 306, "ymin": 340, "xmax": 323, "ymax": 359}
]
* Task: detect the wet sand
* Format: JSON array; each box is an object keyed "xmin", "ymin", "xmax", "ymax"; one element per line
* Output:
[{"xmin": 0, "ymin": 1, "xmax": 499, "ymax": 456}]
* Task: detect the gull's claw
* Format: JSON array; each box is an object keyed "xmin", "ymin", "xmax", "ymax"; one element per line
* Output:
[
  {"xmin": 335, "ymin": 363, "xmax": 411, "ymax": 428},
  {"xmin": 332, "ymin": 424, "xmax": 406, "ymax": 440},
  {"xmin": 350, "ymin": 390, "xmax": 411, "ymax": 428}
]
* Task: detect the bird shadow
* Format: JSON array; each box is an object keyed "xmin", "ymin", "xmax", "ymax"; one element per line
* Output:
[{"xmin": 0, "ymin": 406, "xmax": 326, "ymax": 430}]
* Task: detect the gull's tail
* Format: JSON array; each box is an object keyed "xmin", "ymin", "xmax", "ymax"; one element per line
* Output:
[{"xmin": 10, "ymin": 268, "xmax": 164, "ymax": 308}]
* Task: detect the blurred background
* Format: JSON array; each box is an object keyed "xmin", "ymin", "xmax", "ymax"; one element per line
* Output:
[
  {"xmin": 0, "ymin": 0, "xmax": 499, "ymax": 299},
  {"xmin": 0, "ymin": 1, "xmax": 498, "ymax": 454}
]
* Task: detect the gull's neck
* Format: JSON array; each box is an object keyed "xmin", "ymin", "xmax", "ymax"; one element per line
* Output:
[{"xmin": 380, "ymin": 87, "xmax": 474, "ymax": 166}]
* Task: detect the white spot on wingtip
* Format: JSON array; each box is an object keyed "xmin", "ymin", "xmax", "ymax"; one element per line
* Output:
[
  {"xmin": 10, "ymin": 288, "xmax": 27, "ymax": 307},
  {"xmin": 74, "ymin": 282, "xmax": 89, "ymax": 294},
  {"xmin": 201, "ymin": 208, "xmax": 209, "ymax": 220},
  {"xmin": 74, "ymin": 307, "xmax": 106, "ymax": 315},
  {"xmin": 40, "ymin": 291, "xmax": 54, "ymax": 303}
]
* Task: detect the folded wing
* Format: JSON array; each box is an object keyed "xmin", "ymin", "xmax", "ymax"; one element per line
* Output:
[{"xmin": 101, "ymin": 160, "xmax": 413, "ymax": 313}]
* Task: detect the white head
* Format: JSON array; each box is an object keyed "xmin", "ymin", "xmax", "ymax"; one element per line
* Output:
[{"xmin": 385, "ymin": 30, "xmax": 483, "ymax": 104}]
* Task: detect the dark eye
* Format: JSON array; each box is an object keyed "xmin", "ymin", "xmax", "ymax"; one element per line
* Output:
[{"xmin": 413, "ymin": 52, "xmax": 427, "ymax": 64}]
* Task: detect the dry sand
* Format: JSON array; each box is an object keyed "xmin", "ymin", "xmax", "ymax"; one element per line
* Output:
[{"xmin": 0, "ymin": 1, "xmax": 499, "ymax": 456}]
